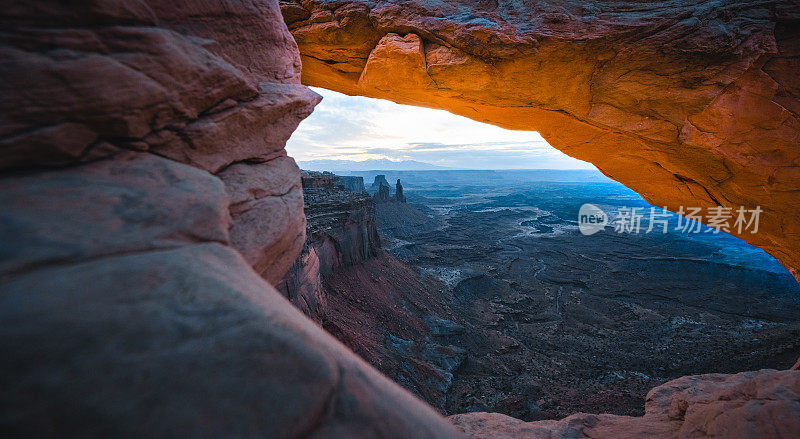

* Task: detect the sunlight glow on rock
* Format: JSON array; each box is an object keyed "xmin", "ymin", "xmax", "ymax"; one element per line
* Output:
[{"xmin": 287, "ymin": 87, "xmax": 596, "ymax": 170}]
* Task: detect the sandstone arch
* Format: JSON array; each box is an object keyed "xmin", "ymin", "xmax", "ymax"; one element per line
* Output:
[
  {"xmin": 281, "ymin": 0, "xmax": 800, "ymax": 280},
  {"xmin": 1, "ymin": 0, "xmax": 798, "ymax": 437}
]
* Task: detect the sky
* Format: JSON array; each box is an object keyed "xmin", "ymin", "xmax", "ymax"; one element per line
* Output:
[{"xmin": 285, "ymin": 87, "xmax": 596, "ymax": 170}]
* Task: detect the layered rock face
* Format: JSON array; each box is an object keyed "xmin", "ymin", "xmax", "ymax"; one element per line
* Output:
[
  {"xmin": 281, "ymin": 0, "xmax": 800, "ymax": 280},
  {"xmin": 0, "ymin": 1, "xmax": 461, "ymax": 436},
  {"xmin": 2, "ymin": 0, "xmax": 319, "ymax": 284},
  {"xmin": 450, "ymin": 369, "xmax": 800, "ymax": 439},
  {"xmin": 279, "ymin": 172, "xmax": 466, "ymax": 409},
  {"xmin": 277, "ymin": 171, "xmax": 381, "ymax": 321}
]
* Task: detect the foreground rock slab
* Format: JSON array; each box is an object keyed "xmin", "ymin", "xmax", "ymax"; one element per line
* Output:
[
  {"xmin": 450, "ymin": 369, "xmax": 800, "ymax": 438},
  {"xmin": 0, "ymin": 0, "xmax": 461, "ymax": 436},
  {"xmin": 282, "ymin": 0, "xmax": 800, "ymax": 280},
  {"xmin": 0, "ymin": 153, "xmax": 462, "ymax": 438},
  {"xmin": 1, "ymin": 0, "xmax": 320, "ymax": 284}
]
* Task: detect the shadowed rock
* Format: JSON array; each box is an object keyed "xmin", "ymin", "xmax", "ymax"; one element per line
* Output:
[
  {"xmin": 0, "ymin": 154, "xmax": 461, "ymax": 439},
  {"xmin": 0, "ymin": 1, "xmax": 462, "ymax": 436},
  {"xmin": 279, "ymin": 171, "xmax": 381, "ymax": 321},
  {"xmin": 450, "ymin": 369, "xmax": 800, "ymax": 438},
  {"xmin": 394, "ymin": 179, "xmax": 406, "ymax": 202},
  {"xmin": 1, "ymin": 0, "xmax": 320, "ymax": 284},
  {"xmin": 374, "ymin": 184, "xmax": 392, "ymax": 203},
  {"xmin": 369, "ymin": 174, "xmax": 392, "ymax": 195}
]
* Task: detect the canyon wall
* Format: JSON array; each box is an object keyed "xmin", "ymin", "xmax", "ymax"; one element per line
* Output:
[
  {"xmin": 281, "ymin": 0, "xmax": 800, "ymax": 280},
  {"xmin": 277, "ymin": 171, "xmax": 381, "ymax": 321},
  {"xmin": 0, "ymin": 1, "xmax": 461, "ymax": 436},
  {"xmin": 278, "ymin": 172, "xmax": 467, "ymax": 410},
  {"xmin": 2, "ymin": 0, "xmax": 319, "ymax": 284}
]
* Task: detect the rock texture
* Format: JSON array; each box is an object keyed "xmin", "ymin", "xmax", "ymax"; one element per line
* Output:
[
  {"xmin": 218, "ymin": 156, "xmax": 306, "ymax": 284},
  {"xmin": 449, "ymin": 369, "xmax": 800, "ymax": 439},
  {"xmin": 1, "ymin": 0, "xmax": 319, "ymax": 284},
  {"xmin": 0, "ymin": 154, "xmax": 460, "ymax": 438},
  {"xmin": 368, "ymin": 174, "xmax": 408, "ymax": 203},
  {"xmin": 282, "ymin": 0, "xmax": 800, "ymax": 280},
  {"xmin": 278, "ymin": 172, "xmax": 465, "ymax": 409},
  {"xmin": 0, "ymin": 1, "xmax": 462, "ymax": 436},
  {"xmin": 277, "ymin": 171, "xmax": 381, "ymax": 321}
]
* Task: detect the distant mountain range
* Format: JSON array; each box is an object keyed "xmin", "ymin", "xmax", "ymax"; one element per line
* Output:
[{"xmin": 297, "ymin": 159, "xmax": 449, "ymax": 172}]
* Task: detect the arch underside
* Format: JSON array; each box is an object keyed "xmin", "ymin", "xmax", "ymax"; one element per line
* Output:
[{"xmin": 282, "ymin": 0, "xmax": 800, "ymax": 280}]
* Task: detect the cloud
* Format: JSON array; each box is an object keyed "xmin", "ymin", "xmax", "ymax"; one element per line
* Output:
[
  {"xmin": 286, "ymin": 87, "xmax": 596, "ymax": 170},
  {"xmin": 404, "ymin": 141, "xmax": 555, "ymax": 152}
]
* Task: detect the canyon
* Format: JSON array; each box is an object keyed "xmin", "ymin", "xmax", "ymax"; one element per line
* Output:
[
  {"xmin": 278, "ymin": 172, "xmax": 466, "ymax": 409},
  {"xmin": 285, "ymin": 169, "xmax": 799, "ymax": 423},
  {"xmin": 0, "ymin": 0, "xmax": 798, "ymax": 438}
]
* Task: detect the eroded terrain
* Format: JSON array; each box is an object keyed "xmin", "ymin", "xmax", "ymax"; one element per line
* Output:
[{"xmin": 361, "ymin": 170, "xmax": 800, "ymax": 419}]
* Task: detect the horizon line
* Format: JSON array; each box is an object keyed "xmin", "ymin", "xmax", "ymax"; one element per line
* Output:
[{"xmin": 300, "ymin": 168, "xmax": 602, "ymax": 172}]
